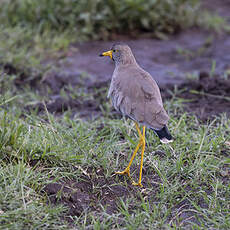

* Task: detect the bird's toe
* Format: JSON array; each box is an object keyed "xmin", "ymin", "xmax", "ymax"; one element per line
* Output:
[
  {"xmin": 132, "ymin": 181, "xmax": 143, "ymax": 187},
  {"xmin": 115, "ymin": 168, "xmax": 130, "ymax": 177}
]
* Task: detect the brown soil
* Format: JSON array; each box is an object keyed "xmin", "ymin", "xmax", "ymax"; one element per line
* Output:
[
  {"xmin": 22, "ymin": 68, "xmax": 230, "ymax": 122},
  {"xmin": 41, "ymin": 159, "xmax": 229, "ymax": 227},
  {"xmin": 28, "ymin": 69, "xmax": 230, "ymax": 122},
  {"xmin": 52, "ymin": 28, "xmax": 230, "ymax": 87},
  {"xmin": 162, "ymin": 72, "xmax": 230, "ymax": 121},
  {"xmin": 42, "ymin": 166, "xmax": 162, "ymax": 222}
]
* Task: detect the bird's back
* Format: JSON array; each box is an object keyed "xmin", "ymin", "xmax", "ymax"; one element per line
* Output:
[{"xmin": 108, "ymin": 64, "xmax": 169, "ymax": 130}]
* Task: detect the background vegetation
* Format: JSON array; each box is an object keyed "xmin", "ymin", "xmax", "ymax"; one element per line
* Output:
[
  {"xmin": 1, "ymin": 0, "xmax": 227, "ymax": 72},
  {"xmin": 1, "ymin": 0, "xmax": 200, "ymax": 38}
]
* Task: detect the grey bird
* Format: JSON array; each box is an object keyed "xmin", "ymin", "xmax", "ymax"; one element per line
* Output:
[{"xmin": 100, "ymin": 44, "xmax": 173, "ymax": 187}]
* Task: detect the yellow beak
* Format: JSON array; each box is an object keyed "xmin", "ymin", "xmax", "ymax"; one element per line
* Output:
[{"xmin": 99, "ymin": 50, "xmax": 113, "ymax": 59}]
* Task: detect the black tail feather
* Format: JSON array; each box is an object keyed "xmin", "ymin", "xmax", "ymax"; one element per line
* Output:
[{"xmin": 152, "ymin": 126, "xmax": 173, "ymax": 143}]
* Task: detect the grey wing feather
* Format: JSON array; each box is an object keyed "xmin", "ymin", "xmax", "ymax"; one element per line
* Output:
[{"xmin": 108, "ymin": 66, "xmax": 169, "ymax": 129}]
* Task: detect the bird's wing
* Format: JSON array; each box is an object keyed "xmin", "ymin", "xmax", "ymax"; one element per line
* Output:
[
  {"xmin": 139, "ymin": 71, "xmax": 169, "ymax": 129},
  {"xmin": 112, "ymin": 67, "xmax": 169, "ymax": 129}
]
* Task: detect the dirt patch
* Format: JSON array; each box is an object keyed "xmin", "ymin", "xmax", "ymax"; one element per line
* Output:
[
  {"xmin": 24, "ymin": 32, "xmax": 230, "ymax": 121},
  {"xmin": 27, "ymin": 70, "xmax": 230, "ymax": 122},
  {"xmin": 162, "ymin": 72, "xmax": 230, "ymax": 121},
  {"xmin": 41, "ymin": 163, "xmax": 223, "ymax": 227},
  {"xmin": 67, "ymin": 28, "xmax": 230, "ymax": 87},
  {"xmin": 42, "ymin": 167, "xmax": 160, "ymax": 220}
]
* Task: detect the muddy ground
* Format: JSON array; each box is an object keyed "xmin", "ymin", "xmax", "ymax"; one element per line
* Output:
[
  {"xmin": 162, "ymin": 72, "xmax": 230, "ymax": 121},
  {"xmin": 34, "ymin": 70, "xmax": 230, "ymax": 122},
  {"xmin": 21, "ymin": 28, "xmax": 230, "ymax": 121}
]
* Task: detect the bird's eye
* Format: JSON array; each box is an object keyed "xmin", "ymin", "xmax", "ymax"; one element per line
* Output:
[{"xmin": 113, "ymin": 49, "xmax": 116, "ymax": 52}]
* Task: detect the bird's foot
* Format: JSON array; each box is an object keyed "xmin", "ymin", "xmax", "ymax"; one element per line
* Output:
[
  {"xmin": 115, "ymin": 168, "xmax": 130, "ymax": 177},
  {"xmin": 132, "ymin": 181, "xmax": 143, "ymax": 188}
]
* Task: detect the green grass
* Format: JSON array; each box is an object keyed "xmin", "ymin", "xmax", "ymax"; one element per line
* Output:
[
  {"xmin": 0, "ymin": 26, "xmax": 73, "ymax": 77},
  {"xmin": 0, "ymin": 163, "xmax": 68, "ymax": 230},
  {"xmin": 0, "ymin": 73, "xmax": 229, "ymax": 229},
  {"xmin": 0, "ymin": 0, "xmax": 200, "ymax": 37}
]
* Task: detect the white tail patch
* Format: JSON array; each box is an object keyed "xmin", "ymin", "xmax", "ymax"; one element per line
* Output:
[{"xmin": 160, "ymin": 138, "xmax": 173, "ymax": 144}]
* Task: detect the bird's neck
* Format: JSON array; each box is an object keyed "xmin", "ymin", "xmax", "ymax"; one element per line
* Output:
[{"xmin": 115, "ymin": 55, "xmax": 137, "ymax": 67}]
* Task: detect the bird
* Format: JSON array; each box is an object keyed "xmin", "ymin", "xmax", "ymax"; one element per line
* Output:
[{"xmin": 99, "ymin": 44, "xmax": 173, "ymax": 187}]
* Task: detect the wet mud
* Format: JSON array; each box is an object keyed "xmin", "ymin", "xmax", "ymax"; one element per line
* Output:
[
  {"xmin": 36, "ymin": 69, "xmax": 230, "ymax": 122},
  {"xmin": 162, "ymin": 72, "xmax": 230, "ymax": 121},
  {"xmin": 37, "ymin": 27, "xmax": 230, "ymax": 121},
  {"xmin": 42, "ymin": 170, "xmax": 136, "ymax": 218},
  {"xmin": 42, "ymin": 166, "xmax": 162, "ymax": 222},
  {"xmin": 51, "ymin": 29, "xmax": 230, "ymax": 87}
]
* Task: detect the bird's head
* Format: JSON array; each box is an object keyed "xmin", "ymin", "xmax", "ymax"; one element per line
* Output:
[{"xmin": 100, "ymin": 44, "xmax": 136, "ymax": 66}]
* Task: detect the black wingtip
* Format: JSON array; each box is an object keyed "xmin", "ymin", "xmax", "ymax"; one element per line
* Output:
[
  {"xmin": 152, "ymin": 126, "xmax": 173, "ymax": 143},
  {"xmin": 99, "ymin": 53, "xmax": 103, "ymax": 57}
]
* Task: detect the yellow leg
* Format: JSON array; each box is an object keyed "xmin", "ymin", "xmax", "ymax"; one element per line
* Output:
[
  {"xmin": 132, "ymin": 126, "xmax": 145, "ymax": 187},
  {"xmin": 115, "ymin": 140, "xmax": 142, "ymax": 177},
  {"xmin": 116, "ymin": 123, "xmax": 146, "ymax": 187},
  {"xmin": 135, "ymin": 122, "xmax": 143, "ymax": 138},
  {"xmin": 115, "ymin": 123, "xmax": 142, "ymax": 177}
]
